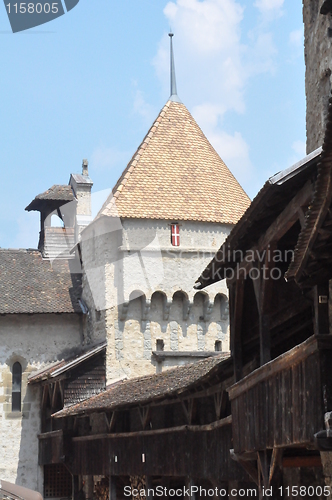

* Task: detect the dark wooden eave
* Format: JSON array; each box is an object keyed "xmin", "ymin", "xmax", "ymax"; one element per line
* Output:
[
  {"xmin": 25, "ymin": 185, "xmax": 75, "ymax": 212},
  {"xmin": 286, "ymin": 96, "xmax": 332, "ymax": 287},
  {"xmin": 195, "ymin": 149, "xmax": 320, "ymax": 289}
]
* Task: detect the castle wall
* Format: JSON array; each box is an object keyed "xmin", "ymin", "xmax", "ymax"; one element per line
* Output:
[
  {"xmin": 303, "ymin": 0, "xmax": 332, "ymax": 153},
  {"xmin": 81, "ymin": 218, "xmax": 231, "ymax": 381},
  {"xmin": 0, "ymin": 313, "xmax": 82, "ymax": 492}
]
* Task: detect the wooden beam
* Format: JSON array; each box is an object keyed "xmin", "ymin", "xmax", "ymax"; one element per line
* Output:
[
  {"xmin": 257, "ymin": 180, "xmax": 313, "ymax": 252},
  {"xmin": 41, "ymin": 385, "xmax": 49, "ymax": 410},
  {"xmin": 51, "ymin": 382, "xmax": 58, "ymax": 411},
  {"xmin": 138, "ymin": 406, "xmax": 151, "ymax": 430},
  {"xmin": 282, "ymin": 455, "xmax": 322, "ymax": 468},
  {"xmin": 213, "ymin": 391, "xmax": 222, "ymax": 420},
  {"xmin": 181, "ymin": 399, "xmax": 194, "ymax": 425},
  {"xmin": 230, "ymin": 277, "xmax": 245, "ymax": 382},
  {"xmin": 105, "ymin": 411, "xmax": 117, "ymax": 432},
  {"xmin": 268, "ymin": 448, "xmax": 283, "ymax": 486},
  {"xmin": 226, "ymin": 181, "xmax": 314, "ymax": 286},
  {"xmin": 59, "ymin": 381, "xmax": 64, "ymax": 407},
  {"xmin": 228, "ymin": 335, "xmax": 332, "ymax": 400},
  {"xmin": 72, "ymin": 415, "xmax": 233, "ymax": 441},
  {"xmin": 230, "ymin": 450, "xmax": 258, "ymax": 485},
  {"xmin": 257, "ymin": 451, "xmax": 269, "ymax": 490}
]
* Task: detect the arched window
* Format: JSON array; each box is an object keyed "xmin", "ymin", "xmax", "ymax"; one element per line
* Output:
[{"xmin": 12, "ymin": 362, "xmax": 22, "ymax": 412}]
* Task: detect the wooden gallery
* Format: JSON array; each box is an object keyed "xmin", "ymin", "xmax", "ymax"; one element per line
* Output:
[{"xmin": 30, "ymin": 92, "xmax": 332, "ymax": 499}]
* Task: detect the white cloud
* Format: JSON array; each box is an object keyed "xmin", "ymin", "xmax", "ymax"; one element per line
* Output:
[
  {"xmin": 14, "ymin": 212, "xmax": 40, "ymax": 249},
  {"xmin": 254, "ymin": 0, "xmax": 284, "ymax": 15},
  {"xmin": 209, "ymin": 129, "xmax": 253, "ymax": 183},
  {"xmin": 154, "ymin": 0, "xmax": 249, "ymax": 117},
  {"xmin": 150, "ymin": 0, "xmax": 282, "ymax": 197},
  {"xmin": 90, "ymin": 146, "xmax": 129, "ymax": 171},
  {"xmin": 153, "ymin": 0, "xmax": 279, "ymax": 120},
  {"xmin": 191, "ymin": 103, "xmax": 252, "ymax": 186},
  {"xmin": 289, "ymin": 28, "xmax": 303, "ymax": 48},
  {"xmin": 292, "ymin": 140, "xmax": 306, "ymax": 159},
  {"xmin": 133, "ymin": 89, "xmax": 158, "ymax": 125},
  {"xmin": 247, "ymin": 32, "xmax": 277, "ymax": 76}
]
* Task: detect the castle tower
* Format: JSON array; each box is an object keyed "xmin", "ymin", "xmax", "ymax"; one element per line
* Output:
[
  {"xmin": 303, "ymin": 0, "xmax": 332, "ymax": 153},
  {"xmin": 79, "ymin": 34, "xmax": 250, "ymax": 380}
]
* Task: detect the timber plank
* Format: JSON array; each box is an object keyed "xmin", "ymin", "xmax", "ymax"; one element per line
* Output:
[{"xmin": 228, "ymin": 335, "xmax": 332, "ymax": 400}]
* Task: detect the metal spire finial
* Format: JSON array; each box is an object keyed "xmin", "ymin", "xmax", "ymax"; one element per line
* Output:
[{"xmin": 169, "ymin": 32, "xmax": 181, "ymax": 103}]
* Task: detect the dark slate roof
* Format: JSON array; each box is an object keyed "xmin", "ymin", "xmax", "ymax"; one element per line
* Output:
[
  {"xmin": 53, "ymin": 353, "xmax": 231, "ymax": 418},
  {"xmin": 70, "ymin": 173, "xmax": 93, "ymax": 185},
  {"xmin": 29, "ymin": 342, "xmax": 106, "ymax": 384},
  {"xmin": 26, "ymin": 185, "xmax": 75, "ymax": 212},
  {"xmin": 0, "ymin": 249, "xmax": 82, "ymax": 314}
]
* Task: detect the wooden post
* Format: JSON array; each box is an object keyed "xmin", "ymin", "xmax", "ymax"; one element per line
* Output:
[
  {"xmin": 109, "ymin": 476, "xmax": 117, "ymax": 500},
  {"xmin": 72, "ymin": 476, "xmax": 79, "ymax": 500},
  {"xmin": 145, "ymin": 477, "xmax": 153, "ymax": 500},
  {"xmin": 259, "ymin": 314, "xmax": 271, "ymax": 366},
  {"xmin": 185, "ymin": 477, "xmax": 195, "ymax": 500},
  {"xmin": 85, "ymin": 476, "xmax": 94, "ymax": 500},
  {"xmin": 313, "ymin": 283, "xmax": 330, "ymax": 335},
  {"xmin": 230, "ymin": 275, "xmax": 245, "ymax": 381},
  {"xmin": 228, "ymin": 481, "xmax": 239, "ymax": 499},
  {"xmin": 257, "ymin": 244, "xmax": 276, "ymax": 366}
]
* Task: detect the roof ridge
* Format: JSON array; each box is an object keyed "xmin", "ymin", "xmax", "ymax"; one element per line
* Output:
[
  {"xmin": 0, "ymin": 248, "xmax": 40, "ymax": 253},
  {"xmin": 95, "ymin": 101, "xmax": 172, "ymax": 220}
]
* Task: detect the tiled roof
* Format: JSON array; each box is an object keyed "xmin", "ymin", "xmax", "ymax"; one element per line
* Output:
[
  {"xmin": 28, "ymin": 341, "xmax": 106, "ymax": 383},
  {"xmin": 53, "ymin": 353, "xmax": 231, "ymax": 418},
  {"xmin": 26, "ymin": 185, "xmax": 75, "ymax": 212},
  {"xmin": 97, "ymin": 101, "xmax": 250, "ymax": 224},
  {"xmin": 0, "ymin": 249, "xmax": 82, "ymax": 314}
]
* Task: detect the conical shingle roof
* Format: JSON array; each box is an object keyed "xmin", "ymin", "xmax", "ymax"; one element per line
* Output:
[{"xmin": 98, "ymin": 100, "xmax": 250, "ymax": 224}]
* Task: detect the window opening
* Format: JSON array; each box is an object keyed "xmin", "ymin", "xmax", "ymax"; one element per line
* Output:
[{"xmin": 12, "ymin": 361, "xmax": 22, "ymax": 412}]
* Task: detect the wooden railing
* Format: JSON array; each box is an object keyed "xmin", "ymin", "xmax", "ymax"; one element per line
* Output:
[
  {"xmin": 69, "ymin": 417, "xmax": 246, "ymax": 482},
  {"xmin": 228, "ymin": 335, "xmax": 332, "ymax": 454}
]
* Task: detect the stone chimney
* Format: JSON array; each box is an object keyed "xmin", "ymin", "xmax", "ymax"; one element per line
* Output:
[{"xmin": 69, "ymin": 160, "xmax": 93, "ymax": 238}]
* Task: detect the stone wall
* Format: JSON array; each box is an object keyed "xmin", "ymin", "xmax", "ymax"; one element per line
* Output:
[
  {"xmin": 0, "ymin": 313, "xmax": 82, "ymax": 492},
  {"xmin": 303, "ymin": 0, "xmax": 332, "ymax": 153},
  {"xmin": 80, "ymin": 218, "xmax": 231, "ymax": 381}
]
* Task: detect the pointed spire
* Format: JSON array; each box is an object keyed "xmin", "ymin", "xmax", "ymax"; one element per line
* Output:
[{"xmin": 169, "ymin": 32, "xmax": 181, "ymax": 103}]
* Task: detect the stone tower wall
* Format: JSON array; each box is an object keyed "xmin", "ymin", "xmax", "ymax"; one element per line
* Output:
[
  {"xmin": 80, "ymin": 218, "xmax": 231, "ymax": 381},
  {"xmin": 303, "ymin": 0, "xmax": 332, "ymax": 153}
]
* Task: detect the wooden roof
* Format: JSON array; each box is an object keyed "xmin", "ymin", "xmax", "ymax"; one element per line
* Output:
[
  {"xmin": 97, "ymin": 100, "xmax": 250, "ymax": 224},
  {"xmin": 28, "ymin": 342, "xmax": 106, "ymax": 384},
  {"xmin": 25, "ymin": 185, "xmax": 75, "ymax": 212},
  {"xmin": 53, "ymin": 353, "xmax": 231, "ymax": 418}
]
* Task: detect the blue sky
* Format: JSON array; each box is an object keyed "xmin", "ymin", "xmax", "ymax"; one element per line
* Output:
[{"xmin": 0, "ymin": 0, "xmax": 305, "ymax": 249}]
